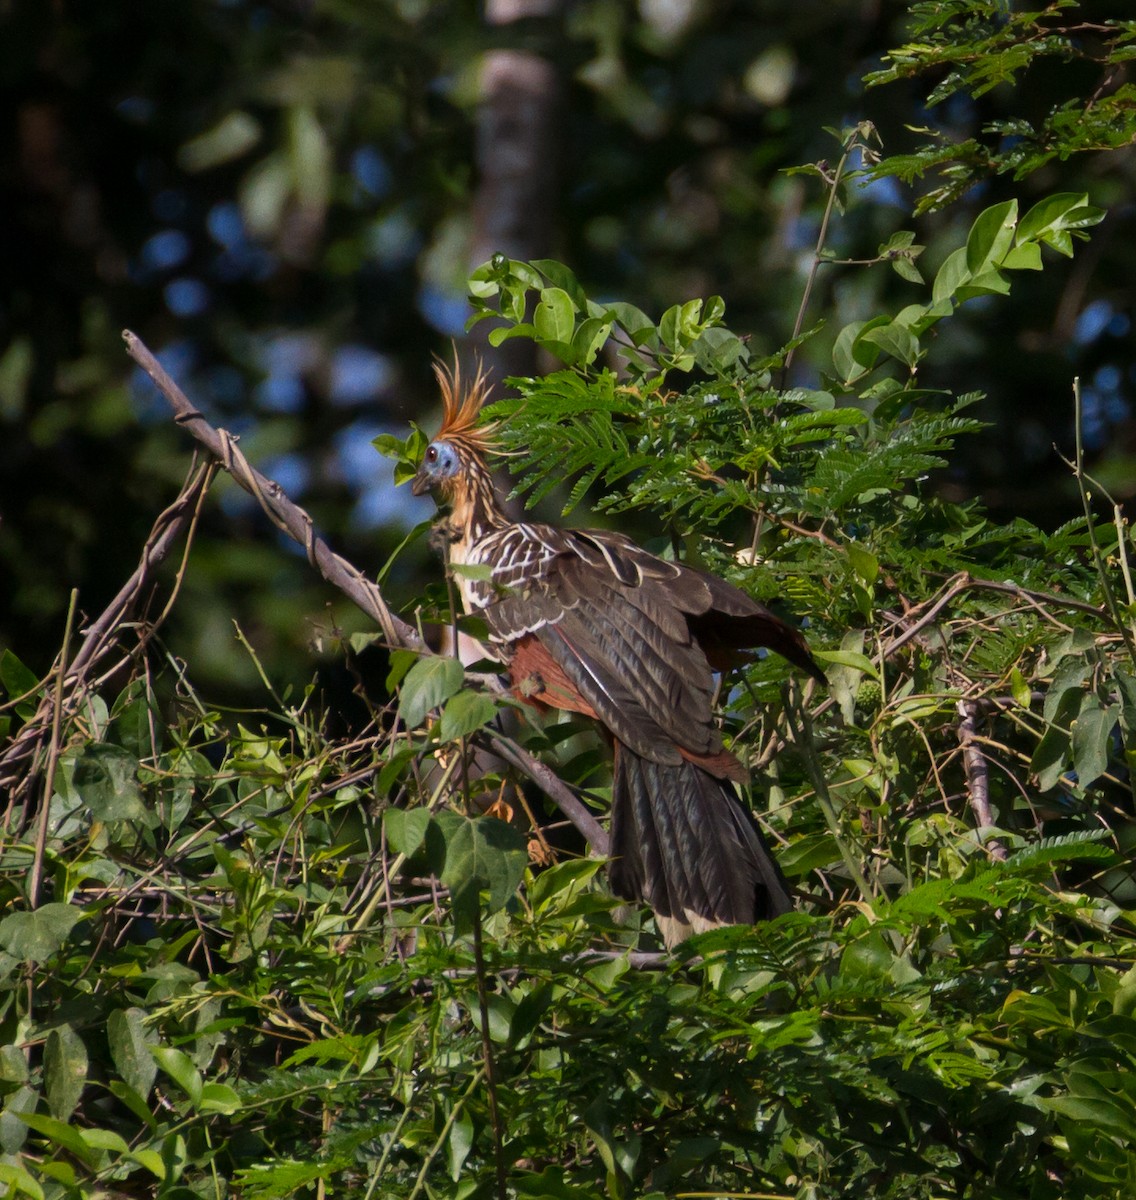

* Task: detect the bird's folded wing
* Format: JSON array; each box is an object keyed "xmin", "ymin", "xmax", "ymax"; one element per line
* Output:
[{"xmin": 483, "ymin": 544, "xmax": 723, "ymax": 764}]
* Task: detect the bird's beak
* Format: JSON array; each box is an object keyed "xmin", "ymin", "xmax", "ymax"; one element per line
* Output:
[{"xmin": 410, "ymin": 467, "xmax": 433, "ymax": 497}]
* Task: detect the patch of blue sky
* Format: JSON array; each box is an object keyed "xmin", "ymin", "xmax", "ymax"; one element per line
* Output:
[
  {"xmin": 164, "ymin": 277, "xmax": 211, "ymax": 317},
  {"xmin": 207, "ymin": 201, "xmax": 247, "ymax": 249},
  {"xmin": 1074, "ymin": 299, "xmax": 1113, "ymax": 346},
  {"xmin": 368, "ymin": 210, "xmax": 422, "ymax": 268},
  {"xmin": 330, "ymin": 344, "xmax": 394, "ymax": 406},
  {"xmin": 353, "ymin": 476, "xmax": 433, "ymax": 531},
  {"xmin": 417, "ymin": 283, "xmax": 471, "ymax": 336},
  {"xmin": 131, "ymin": 339, "xmax": 197, "ymax": 421},
  {"xmin": 351, "ymin": 146, "xmax": 393, "ymax": 200},
  {"xmin": 141, "ymin": 229, "xmax": 192, "ymax": 272},
  {"xmin": 260, "ymin": 452, "xmax": 311, "ymax": 500},
  {"xmin": 334, "ymin": 418, "xmax": 432, "ymax": 529},
  {"xmin": 254, "ymin": 373, "xmax": 305, "ymax": 414}
]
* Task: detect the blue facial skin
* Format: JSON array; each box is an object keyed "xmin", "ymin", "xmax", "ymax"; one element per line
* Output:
[{"xmin": 411, "ymin": 441, "xmax": 461, "ymax": 495}]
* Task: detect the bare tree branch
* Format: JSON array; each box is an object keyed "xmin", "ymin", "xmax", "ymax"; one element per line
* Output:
[
  {"xmin": 957, "ymin": 699, "xmax": 1008, "ymax": 862},
  {"xmin": 123, "ymin": 330, "xmax": 422, "ymax": 653},
  {"xmin": 0, "ymin": 463, "xmax": 215, "ymax": 811},
  {"xmin": 121, "ymin": 329, "xmax": 610, "ymax": 857}
]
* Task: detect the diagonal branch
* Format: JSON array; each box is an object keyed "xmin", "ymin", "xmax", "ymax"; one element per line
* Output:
[
  {"xmin": 122, "ymin": 330, "xmax": 610, "ymax": 857},
  {"xmin": 0, "ymin": 463, "xmax": 215, "ymax": 811},
  {"xmin": 123, "ymin": 331, "xmax": 422, "ymax": 653}
]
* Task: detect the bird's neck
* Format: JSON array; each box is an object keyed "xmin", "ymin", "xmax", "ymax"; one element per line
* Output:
[{"xmin": 444, "ymin": 466, "xmax": 510, "ymax": 559}]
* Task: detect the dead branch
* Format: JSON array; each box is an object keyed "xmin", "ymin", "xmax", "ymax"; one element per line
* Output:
[
  {"xmin": 121, "ymin": 330, "xmax": 610, "ymax": 857},
  {"xmin": 956, "ymin": 699, "xmax": 1009, "ymax": 861},
  {"xmin": 0, "ymin": 463, "xmax": 215, "ymax": 812},
  {"xmin": 123, "ymin": 331, "xmax": 421, "ymax": 653}
]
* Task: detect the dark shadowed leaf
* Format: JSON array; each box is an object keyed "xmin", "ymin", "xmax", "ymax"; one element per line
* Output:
[
  {"xmin": 0, "ymin": 904, "xmax": 82, "ymax": 964},
  {"xmin": 44, "ymin": 1025, "xmax": 87, "ymax": 1122}
]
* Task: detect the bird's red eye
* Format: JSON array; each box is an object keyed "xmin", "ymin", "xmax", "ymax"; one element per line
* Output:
[{"xmin": 425, "ymin": 445, "xmax": 437, "ymax": 462}]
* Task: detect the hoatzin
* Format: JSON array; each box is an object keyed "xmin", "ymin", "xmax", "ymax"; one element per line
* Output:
[{"xmin": 410, "ymin": 362, "xmax": 825, "ymax": 946}]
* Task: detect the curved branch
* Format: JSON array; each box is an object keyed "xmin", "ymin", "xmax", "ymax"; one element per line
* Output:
[
  {"xmin": 122, "ymin": 331, "xmax": 609, "ymax": 856},
  {"xmin": 124, "ymin": 330, "xmax": 422, "ymax": 653}
]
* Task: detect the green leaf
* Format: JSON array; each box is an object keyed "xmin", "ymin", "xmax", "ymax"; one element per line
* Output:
[
  {"xmin": 108, "ymin": 1007, "xmax": 157, "ymax": 1099},
  {"xmin": 531, "ymin": 259, "xmax": 588, "ymax": 309},
  {"xmin": 113, "ymin": 689, "xmax": 156, "ymax": 760},
  {"xmin": 398, "ymin": 656, "xmax": 464, "ymax": 728},
  {"xmin": 488, "ymin": 321, "xmax": 537, "ymax": 348},
  {"xmin": 434, "ymin": 811, "xmax": 528, "ymax": 930},
  {"xmin": 0, "ymin": 1087, "xmax": 38, "ymax": 1156},
  {"xmin": 0, "ymin": 903, "xmax": 82, "ymax": 963},
  {"xmin": 44, "ymin": 1025, "xmax": 87, "ymax": 1122},
  {"xmin": 1007, "ymin": 831, "xmax": 1114, "ymax": 870},
  {"xmin": 0, "ymin": 649, "xmax": 40, "ymax": 710},
  {"xmin": 1001, "ymin": 241, "xmax": 1042, "ymax": 270},
  {"xmin": 571, "ymin": 316, "xmax": 612, "ymax": 366},
  {"xmin": 151, "ymin": 1045, "xmax": 203, "ymax": 1105},
  {"xmin": 385, "ymin": 648, "xmax": 418, "ymax": 692},
  {"xmin": 1071, "ymin": 698, "xmax": 1119, "ymax": 789},
  {"xmin": 813, "ymin": 650, "xmax": 880, "ymax": 681},
  {"xmin": 527, "ymin": 858, "xmax": 603, "ymax": 912},
  {"xmin": 966, "ymin": 199, "xmax": 1018, "ymax": 275},
  {"xmin": 371, "ymin": 432, "xmax": 407, "ymax": 460},
  {"xmin": 891, "ymin": 255, "xmax": 924, "ymax": 284},
  {"xmin": 0, "ymin": 1160, "xmax": 45, "ymax": 1199},
  {"xmin": 839, "ymin": 929, "xmax": 895, "ymax": 981},
  {"xmin": 73, "ymin": 743, "xmax": 148, "ymax": 821},
  {"xmin": 18, "ymin": 1114, "xmax": 98, "ymax": 1168},
  {"xmin": 1009, "ymin": 666, "xmax": 1032, "ymax": 708},
  {"xmin": 1041, "ymin": 1092, "xmax": 1135, "ymax": 1139},
  {"xmin": 534, "ymin": 288, "xmax": 577, "ymax": 344},
  {"xmin": 199, "ymin": 1082, "xmax": 241, "ymax": 1114},
  {"xmin": 1017, "ymin": 192, "xmax": 1098, "ymax": 244},
  {"xmin": 601, "ymin": 301, "xmax": 656, "ymax": 344},
  {"xmin": 447, "ymin": 1110, "xmax": 474, "ymax": 1181},
  {"xmin": 1031, "ymin": 683, "xmax": 1083, "ymax": 791},
  {"xmin": 439, "ymin": 690, "xmax": 498, "ymax": 741},
  {"xmin": 846, "ymin": 542, "xmax": 879, "ymax": 585},
  {"xmin": 931, "ymin": 246, "xmax": 970, "ymax": 307},
  {"xmin": 384, "ymin": 807, "xmax": 431, "ymax": 858},
  {"xmin": 778, "ymin": 832, "xmax": 842, "ymax": 877}
]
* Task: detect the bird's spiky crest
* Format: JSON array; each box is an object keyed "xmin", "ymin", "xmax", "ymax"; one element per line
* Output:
[{"xmin": 433, "ymin": 358, "xmax": 496, "ymax": 454}]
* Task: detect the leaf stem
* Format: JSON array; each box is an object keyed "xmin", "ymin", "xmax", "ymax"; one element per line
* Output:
[
  {"xmin": 782, "ymin": 125, "xmax": 867, "ymax": 380},
  {"xmin": 783, "ymin": 684, "xmax": 876, "ymax": 905},
  {"xmin": 30, "ymin": 586, "xmax": 79, "ymax": 910},
  {"xmin": 405, "ymin": 1066, "xmax": 486, "ymax": 1200},
  {"xmin": 1071, "ymin": 376, "xmax": 1136, "ymax": 669},
  {"xmin": 472, "ymin": 902, "xmax": 508, "ymax": 1200}
]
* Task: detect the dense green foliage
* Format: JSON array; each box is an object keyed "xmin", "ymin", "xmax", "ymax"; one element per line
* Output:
[{"xmin": 2, "ymin": 3, "xmax": 1136, "ymax": 1198}]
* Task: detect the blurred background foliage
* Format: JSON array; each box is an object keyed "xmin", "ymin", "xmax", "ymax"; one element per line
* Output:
[{"xmin": 2, "ymin": 0, "xmax": 1134, "ymax": 702}]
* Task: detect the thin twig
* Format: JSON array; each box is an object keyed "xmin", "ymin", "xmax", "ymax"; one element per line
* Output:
[
  {"xmin": 487, "ymin": 733, "xmax": 609, "ymax": 856},
  {"xmin": 0, "ymin": 465, "xmax": 215, "ymax": 804},
  {"xmin": 405, "ymin": 1067, "xmax": 486, "ymax": 1200},
  {"xmin": 782, "ymin": 124, "xmax": 873, "ymax": 380},
  {"xmin": 783, "ymin": 686, "xmax": 875, "ymax": 904},
  {"xmin": 123, "ymin": 330, "xmax": 420, "ymax": 652},
  {"xmin": 471, "ymin": 904, "xmax": 508, "ymax": 1200},
  {"xmin": 1064, "ymin": 375, "xmax": 1136, "ymax": 666},
  {"xmin": 29, "ymin": 588, "xmax": 79, "ymax": 908},
  {"xmin": 955, "ymin": 700, "xmax": 1008, "ymax": 861}
]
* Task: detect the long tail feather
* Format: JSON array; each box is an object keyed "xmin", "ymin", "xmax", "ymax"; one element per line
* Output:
[{"xmin": 608, "ymin": 742, "xmax": 792, "ymax": 947}]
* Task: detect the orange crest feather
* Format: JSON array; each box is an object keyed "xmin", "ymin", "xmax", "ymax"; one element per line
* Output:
[{"xmin": 433, "ymin": 358, "xmax": 496, "ymax": 454}]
